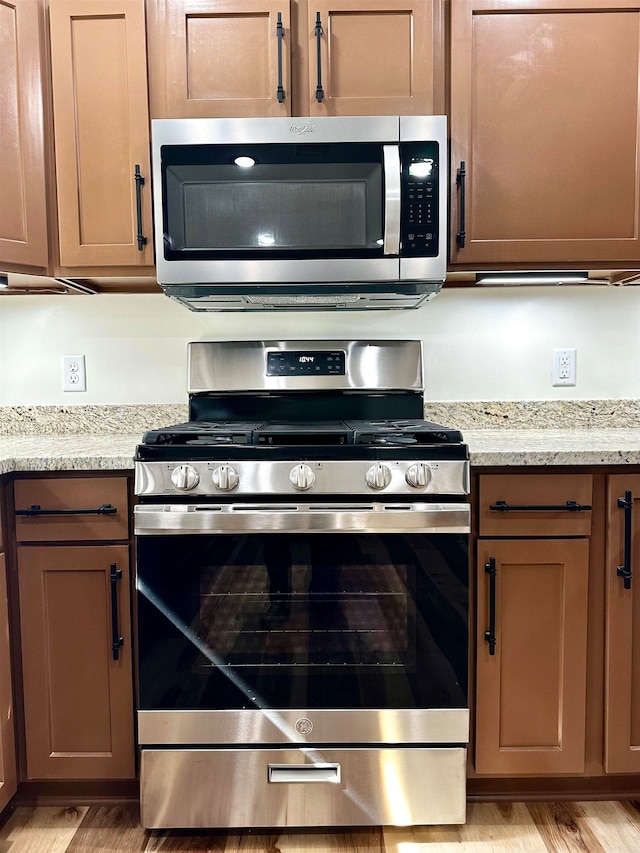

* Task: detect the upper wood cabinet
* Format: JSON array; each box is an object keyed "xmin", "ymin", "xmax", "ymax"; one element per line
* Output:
[
  {"xmin": 0, "ymin": 0, "xmax": 49, "ymax": 272},
  {"xmin": 449, "ymin": 0, "xmax": 640, "ymax": 268},
  {"xmin": 147, "ymin": 0, "xmax": 443, "ymax": 118},
  {"xmin": 604, "ymin": 474, "xmax": 640, "ymax": 774},
  {"xmin": 49, "ymin": 0, "xmax": 154, "ymax": 270}
]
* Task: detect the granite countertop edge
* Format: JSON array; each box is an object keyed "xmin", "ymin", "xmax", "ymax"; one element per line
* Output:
[{"xmin": 2, "ymin": 429, "xmax": 640, "ymax": 473}]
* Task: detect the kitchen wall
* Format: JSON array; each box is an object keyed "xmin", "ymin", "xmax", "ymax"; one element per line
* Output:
[{"xmin": 0, "ymin": 284, "xmax": 638, "ymax": 406}]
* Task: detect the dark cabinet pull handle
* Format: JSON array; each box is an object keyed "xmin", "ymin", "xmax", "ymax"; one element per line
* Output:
[
  {"xmin": 314, "ymin": 12, "xmax": 324, "ymax": 102},
  {"xmin": 489, "ymin": 500, "xmax": 592, "ymax": 512},
  {"xmin": 134, "ymin": 165, "xmax": 147, "ymax": 252},
  {"xmin": 276, "ymin": 12, "xmax": 285, "ymax": 103},
  {"xmin": 456, "ymin": 161, "xmax": 466, "ymax": 248},
  {"xmin": 617, "ymin": 490, "xmax": 633, "ymax": 590},
  {"xmin": 484, "ymin": 557, "xmax": 497, "ymax": 656},
  {"xmin": 110, "ymin": 563, "xmax": 124, "ymax": 661},
  {"xmin": 16, "ymin": 503, "xmax": 117, "ymax": 517}
]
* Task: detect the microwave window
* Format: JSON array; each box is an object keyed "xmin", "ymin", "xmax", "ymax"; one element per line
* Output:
[
  {"xmin": 165, "ymin": 165, "xmax": 382, "ymax": 251},
  {"xmin": 161, "ymin": 143, "xmax": 387, "ymax": 258}
]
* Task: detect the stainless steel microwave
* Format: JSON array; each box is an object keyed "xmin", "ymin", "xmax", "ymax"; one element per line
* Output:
[{"xmin": 151, "ymin": 115, "xmax": 447, "ymax": 311}]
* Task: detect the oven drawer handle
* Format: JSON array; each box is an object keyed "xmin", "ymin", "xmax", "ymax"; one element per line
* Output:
[
  {"xmin": 617, "ymin": 490, "xmax": 633, "ymax": 590},
  {"xmin": 110, "ymin": 563, "xmax": 124, "ymax": 661},
  {"xmin": 16, "ymin": 503, "xmax": 117, "ymax": 517},
  {"xmin": 489, "ymin": 500, "xmax": 592, "ymax": 512},
  {"xmin": 268, "ymin": 763, "xmax": 341, "ymax": 784},
  {"xmin": 484, "ymin": 557, "xmax": 497, "ymax": 656}
]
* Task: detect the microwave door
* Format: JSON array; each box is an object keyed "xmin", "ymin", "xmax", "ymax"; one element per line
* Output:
[{"xmin": 382, "ymin": 145, "xmax": 401, "ymax": 256}]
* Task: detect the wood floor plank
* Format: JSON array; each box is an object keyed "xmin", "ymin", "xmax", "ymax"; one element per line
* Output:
[
  {"xmin": 0, "ymin": 806, "xmax": 89, "ymax": 853},
  {"xmin": 526, "ymin": 802, "xmax": 608, "ymax": 853},
  {"xmin": 573, "ymin": 800, "xmax": 640, "ymax": 852},
  {"xmin": 64, "ymin": 804, "xmax": 148, "ymax": 853},
  {"xmin": 383, "ymin": 802, "xmax": 548, "ymax": 851},
  {"xmin": 272, "ymin": 828, "xmax": 386, "ymax": 852}
]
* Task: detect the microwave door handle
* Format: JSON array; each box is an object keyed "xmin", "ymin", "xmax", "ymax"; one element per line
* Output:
[{"xmin": 382, "ymin": 145, "xmax": 401, "ymax": 255}]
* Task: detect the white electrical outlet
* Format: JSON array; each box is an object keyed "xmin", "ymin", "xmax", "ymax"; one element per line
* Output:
[
  {"xmin": 552, "ymin": 348, "xmax": 576, "ymax": 386},
  {"xmin": 62, "ymin": 355, "xmax": 86, "ymax": 392}
]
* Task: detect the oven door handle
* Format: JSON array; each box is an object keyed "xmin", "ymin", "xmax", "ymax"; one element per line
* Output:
[
  {"xmin": 382, "ymin": 144, "xmax": 401, "ymax": 255},
  {"xmin": 268, "ymin": 763, "xmax": 341, "ymax": 784},
  {"xmin": 134, "ymin": 503, "xmax": 470, "ymax": 535}
]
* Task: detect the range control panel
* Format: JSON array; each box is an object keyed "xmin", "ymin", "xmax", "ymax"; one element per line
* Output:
[
  {"xmin": 266, "ymin": 350, "xmax": 346, "ymax": 376},
  {"xmin": 400, "ymin": 141, "xmax": 439, "ymax": 257}
]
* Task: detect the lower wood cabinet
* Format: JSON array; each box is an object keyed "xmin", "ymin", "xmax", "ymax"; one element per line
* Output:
[
  {"xmin": 0, "ymin": 554, "xmax": 17, "ymax": 810},
  {"xmin": 475, "ymin": 538, "xmax": 589, "ymax": 775},
  {"xmin": 18, "ymin": 545, "xmax": 135, "ymax": 780},
  {"xmin": 604, "ymin": 474, "xmax": 640, "ymax": 774}
]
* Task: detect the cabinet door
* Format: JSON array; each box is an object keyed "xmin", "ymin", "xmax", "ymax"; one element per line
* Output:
[
  {"xmin": 476, "ymin": 539, "xmax": 589, "ymax": 775},
  {"xmin": 147, "ymin": 0, "xmax": 291, "ymax": 118},
  {"xmin": 49, "ymin": 0, "xmax": 154, "ymax": 268},
  {"xmin": 306, "ymin": 0, "xmax": 442, "ymax": 116},
  {"xmin": 0, "ymin": 0, "xmax": 48, "ymax": 270},
  {"xmin": 0, "ymin": 555, "xmax": 16, "ymax": 812},
  {"xmin": 450, "ymin": 0, "xmax": 640, "ymax": 266},
  {"xmin": 18, "ymin": 545, "xmax": 135, "ymax": 779},
  {"xmin": 604, "ymin": 474, "xmax": 640, "ymax": 773}
]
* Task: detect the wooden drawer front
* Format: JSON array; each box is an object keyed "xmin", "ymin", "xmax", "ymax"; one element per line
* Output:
[
  {"xmin": 14, "ymin": 477, "xmax": 129, "ymax": 542},
  {"xmin": 479, "ymin": 474, "xmax": 593, "ymax": 537}
]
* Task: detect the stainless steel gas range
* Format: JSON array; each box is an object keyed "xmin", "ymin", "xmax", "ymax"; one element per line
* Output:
[{"xmin": 133, "ymin": 340, "xmax": 470, "ymax": 829}]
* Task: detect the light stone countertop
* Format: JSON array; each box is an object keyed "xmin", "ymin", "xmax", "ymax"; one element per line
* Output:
[{"xmin": 2, "ymin": 429, "xmax": 640, "ymax": 474}]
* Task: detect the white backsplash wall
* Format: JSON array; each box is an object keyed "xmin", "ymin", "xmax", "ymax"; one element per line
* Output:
[{"xmin": 0, "ymin": 284, "xmax": 638, "ymax": 405}]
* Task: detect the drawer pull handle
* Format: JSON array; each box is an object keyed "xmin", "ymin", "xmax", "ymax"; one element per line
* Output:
[
  {"xmin": 314, "ymin": 12, "xmax": 324, "ymax": 102},
  {"xmin": 617, "ymin": 490, "xmax": 633, "ymax": 590},
  {"xmin": 16, "ymin": 503, "xmax": 117, "ymax": 517},
  {"xmin": 268, "ymin": 763, "xmax": 340, "ymax": 784},
  {"xmin": 134, "ymin": 165, "xmax": 147, "ymax": 251},
  {"xmin": 276, "ymin": 12, "xmax": 285, "ymax": 103},
  {"xmin": 110, "ymin": 563, "xmax": 124, "ymax": 661},
  {"xmin": 456, "ymin": 161, "xmax": 466, "ymax": 248},
  {"xmin": 484, "ymin": 557, "xmax": 497, "ymax": 656},
  {"xmin": 489, "ymin": 500, "xmax": 592, "ymax": 512}
]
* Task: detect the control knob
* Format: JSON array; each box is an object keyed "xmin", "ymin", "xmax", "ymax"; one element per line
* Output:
[
  {"xmin": 212, "ymin": 465, "xmax": 239, "ymax": 491},
  {"xmin": 405, "ymin": 462, "xmax": 432, "ymax": 488},
  {"xmin": 290, "ymin": 464, "xmax": 316, "ymax": 491},
  {"xmin": 170, "ymin": 464, "xmax": 200, "ymax": 491},
  {"xmin": 365, "ymin": 463, "xmax": 392, "ymax": 490}
]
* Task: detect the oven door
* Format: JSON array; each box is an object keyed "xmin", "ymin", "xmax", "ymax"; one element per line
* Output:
[{"xmin": 135, "ymin": 501, "xmax": 469, "ymax": 746}]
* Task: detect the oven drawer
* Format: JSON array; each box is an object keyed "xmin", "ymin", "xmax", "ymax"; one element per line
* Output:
[
  {"xmin": 478, "ymin": 474, "xmax": 593, "ymax": 537},
  {"xmin": 14, "ymin": 476, "xmax": 129, "ymax": 542},
  {"xmin": 140, "ymin": 746, "xmax": 466, "ymax": 828}
]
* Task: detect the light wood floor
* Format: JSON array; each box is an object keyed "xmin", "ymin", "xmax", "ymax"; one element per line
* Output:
[{"xmin": 0, "ymin": 801, "xmax": 639, "ymax": 852}]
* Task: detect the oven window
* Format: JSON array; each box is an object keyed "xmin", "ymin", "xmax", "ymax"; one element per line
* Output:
[{"xmin": 136, "ymin": 533, "xmax": 467, "ymax": 711}]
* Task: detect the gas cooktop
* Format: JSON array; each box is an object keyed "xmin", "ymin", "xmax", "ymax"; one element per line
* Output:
[{"xmin": 140, "ymin": 418, "xmax": 464, "ymax": 448}]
